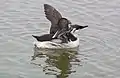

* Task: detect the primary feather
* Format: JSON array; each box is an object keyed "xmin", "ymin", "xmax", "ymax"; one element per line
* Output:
[{"xmin": 44, "ymin": 4, "xmax": 62, "ymax": 34}]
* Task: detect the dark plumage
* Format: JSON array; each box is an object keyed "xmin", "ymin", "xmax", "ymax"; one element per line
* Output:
[
  {"xmin": 44, "ymin": 4, "xmax": 62, "ymax": 34},
  {"xmin": 32, "ymin": 34, "xmax": 54, "ymax": 41},
  {"xmin": 53, "ymin": 24, "xmax": 88, "ymax": 42},
  {"xmin": 44, "ymin": 4, "xmax": 71, "ymax": 35},
  {"xmin": 33, "ymin": 4, "xmax": 72, "ymax": 42},
  {"xmin": 43, "ymin": 4, "xmax": 72, "ymax": 43},
  {"xmin": 32, "ymin": 4, "xmax": 88, "ymax": 43}
]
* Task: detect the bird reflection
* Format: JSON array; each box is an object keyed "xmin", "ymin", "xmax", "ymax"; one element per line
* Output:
[{"xmin": 31, "ymin": 47, "xmax": 82, "ymax": 78}]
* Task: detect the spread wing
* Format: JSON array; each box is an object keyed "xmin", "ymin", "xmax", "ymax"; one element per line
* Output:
[{"xmin": 44, "ymin": 4, "xmax": 62, "ymax": 34}]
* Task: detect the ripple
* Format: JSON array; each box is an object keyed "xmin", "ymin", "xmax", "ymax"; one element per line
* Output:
[{"xmin": 0, "ymin": 0, "xmax": 120, "ymax": 78}]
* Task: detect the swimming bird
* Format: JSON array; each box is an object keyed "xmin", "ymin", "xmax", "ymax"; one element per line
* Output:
[
  {"xmin": 32, "ymin": 25, "xmax": 88, "ymax": 41},
  {"xmin": 32, "ymin": 4, "xmax": 88, "ymax": 49}
]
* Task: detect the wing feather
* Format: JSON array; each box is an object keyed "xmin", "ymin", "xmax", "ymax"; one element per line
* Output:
[
  {"xmin": 44, "ymin": 4, "xmax": 62, "ymax": 34},
  {"xmin": 44, "ymin": 4, "xmax": 62, "ymax": 25}
]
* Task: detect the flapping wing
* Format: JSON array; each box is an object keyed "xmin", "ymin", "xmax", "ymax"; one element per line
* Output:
[{"xmin": 44, "ymin": 4, "xmax": 62, "ymax": 26}]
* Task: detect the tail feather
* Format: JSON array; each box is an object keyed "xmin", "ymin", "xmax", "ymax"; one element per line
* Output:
[
  {"xmin": 32, "ymin": 34, "xmax": 53, "ymax": 41},
  {"xmin": 32, "ymin": 35, "xmax": 40, "ymax": 41},
  {"xmin": 32, "ymin": 35, "xmax": 37, "ymax": 38}
]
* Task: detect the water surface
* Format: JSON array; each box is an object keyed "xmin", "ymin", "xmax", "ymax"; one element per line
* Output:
[{"xmin": 0, "ymin": 0, "xmax": 120, "ymax": 78}]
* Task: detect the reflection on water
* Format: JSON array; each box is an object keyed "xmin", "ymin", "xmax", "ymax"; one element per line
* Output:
[{"xmin": 31, "ymin": 47, "xmax": 81, "ymax": 78}]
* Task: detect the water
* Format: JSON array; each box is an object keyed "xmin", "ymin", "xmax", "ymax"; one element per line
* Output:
[{"xmin": 0, "ymin": 0, "xmax": 120, "ymax": 78}]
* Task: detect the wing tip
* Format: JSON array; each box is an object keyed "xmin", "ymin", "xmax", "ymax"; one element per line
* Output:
[{"xmin": 44, "ymin": 4, "xmax": 52, "ymax": 8}]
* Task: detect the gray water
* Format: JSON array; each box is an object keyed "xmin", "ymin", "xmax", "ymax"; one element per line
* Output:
[{"xmin": 0, "ymin": 0, "xmax": 120, "ymax": 78}]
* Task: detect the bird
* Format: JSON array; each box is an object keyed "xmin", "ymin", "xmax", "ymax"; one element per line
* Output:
[{"xmin": 32, "ymin": 4, "xmax": 88, "ymax": 49}]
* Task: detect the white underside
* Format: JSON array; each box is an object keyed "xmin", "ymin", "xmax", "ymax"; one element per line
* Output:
[{"xmin": 33, "ymin": 38, "xmax": 79, "ymax": 49}]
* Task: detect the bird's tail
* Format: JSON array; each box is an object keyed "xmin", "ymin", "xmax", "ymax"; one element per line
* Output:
[{"xmin": 32, "ymin": 35, "xmax": 38, "ymax": 39}]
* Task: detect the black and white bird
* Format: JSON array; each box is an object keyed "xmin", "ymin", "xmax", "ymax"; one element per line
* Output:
[{"xmin": 32, "ymin": 4, "xmax": 88, "ymax": 49}]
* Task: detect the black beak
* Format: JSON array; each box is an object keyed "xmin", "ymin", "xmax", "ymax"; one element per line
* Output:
[
  {"xmin": 71, "ymin": 24, "xmax": 88, "ymax": 29},
  {"xmin": 78, "ymin": 25, "xmax": 88, "ymax": 29},
  {"xmin": 70, "ymin": 24, "xmax": 88, "ymax": 33}
]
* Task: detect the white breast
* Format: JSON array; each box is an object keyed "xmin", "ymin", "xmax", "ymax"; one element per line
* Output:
[{"xmin": 33, "ymin": 38, "xmax": 79, "ymax": 49}]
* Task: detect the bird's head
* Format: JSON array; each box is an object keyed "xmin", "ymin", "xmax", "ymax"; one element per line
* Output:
[{"xmin": 58, "ymin": 18, "xmax": 71, "ymax": 30}]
